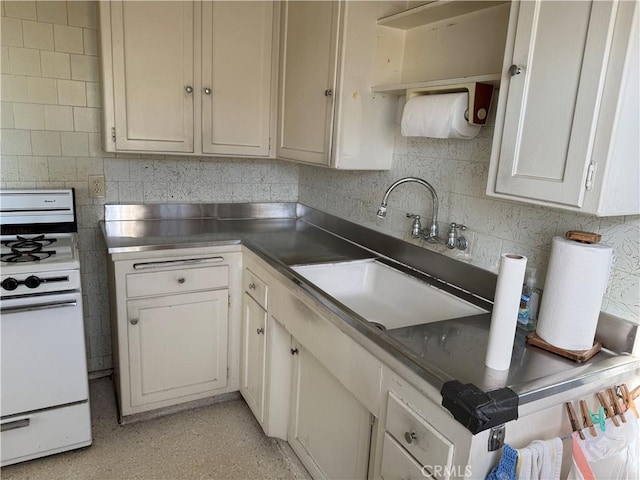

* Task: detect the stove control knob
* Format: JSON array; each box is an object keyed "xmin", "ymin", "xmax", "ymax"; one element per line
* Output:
[
  {"xmin": 24, "ymin": 276, "xmax": 41, "ymax": 289},
  {"xmin": 1, "ymin": 277, "xmax": 19, "ymax": 291}
]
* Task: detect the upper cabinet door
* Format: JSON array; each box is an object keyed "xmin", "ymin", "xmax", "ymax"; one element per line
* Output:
[
  {"xmin": 201, "ymin": 2, "xmax": 275, "ymax": 156},
  {"xmin": 110, "ymin": 1, "xmax": 194, "ymax": 152},
  {"xmin": 277, "ymin": 1, "xmax": 341, "ymax": 165},
  {"xmin": 491, "ymin": 0, "xmax": 617, "ymax": 207}
]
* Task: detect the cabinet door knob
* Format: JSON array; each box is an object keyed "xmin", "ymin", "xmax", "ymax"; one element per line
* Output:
[
  {"xmin": 324, "ymin": 89, "xmax": 333, "ymax": 97},
  {"xmin": 204, "ymin": 88, "xmax": 211, "ymax": 95},
  {"xmin": 257, "ymin": 328, "xmax": 265, "ymax": 335},
  {"xmin": 404, "ymin": 431, "xmax": 417, "ymax": 444},
  {"xmin": 177, "ymin": 277, "xmax": 186, "ymax": 284},
  {"xmin": 509, "ymin": 65, "xmax": 522, "ymax": 76},
  {"xmin": 291, "ymin": 348, "xmax": 299, "ymax": 355},
  {"xmin": 130, "ymin": 318, "xmax": 139, "ymax": 325},
  {"xmin": 248, "ymin": 283, "xmax": 256, "ymax": 290},
  {"xmin": 185, "ymin": 86, "xmax": 193, "ymax": 94}
]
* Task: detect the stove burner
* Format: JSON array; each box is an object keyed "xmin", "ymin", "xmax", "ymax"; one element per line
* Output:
[
  {"xmin": 2, "ymin": 235, "xmax": 57, "ymax": 250},
  {"xmin": 1, "ymin": 235, "xmax": 58, "ymax": 263},
  {"xmin": 1, "ymin": 251, "xmax": 55, "ymax": 263}
]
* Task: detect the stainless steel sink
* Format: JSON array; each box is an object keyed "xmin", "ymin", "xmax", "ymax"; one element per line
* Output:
[{"xmin": 292, "ymin": 259, "xmax": 487, "ymax": 330}]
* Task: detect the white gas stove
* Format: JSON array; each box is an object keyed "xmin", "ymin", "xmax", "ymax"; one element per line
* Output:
[{"xmin": 0, "ymin": 189, "xmax": 92, "ymax": 466}]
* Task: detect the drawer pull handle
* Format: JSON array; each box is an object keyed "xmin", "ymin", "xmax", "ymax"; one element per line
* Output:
[
  {"xmin": 291, "ymin": 348, "xmax": 299, "ymax": 355},
  {"xmin": 257, "ymin": 328, "xmax": 265, "ymax": 335},
  {"xmin": 404, "ymin": 431, "xmax": 417, "ymax": 444},
  {"xmin": 177, "ymin": 277, "xmax": 186, "ymax": 284},
  {"xmin": 133, "ymin": 256, "xmax": 224, "ymax": 270},
  {"xmin": 1, "ymin": 418, "xmax": 30, "ymax": 432},
  {"xmin": 130, "ymin": 318, "xmax": 139, "ymax": 325},
  {"xmin": 248, "ymin": 283, "xmax": 256, "ymax": 290}
]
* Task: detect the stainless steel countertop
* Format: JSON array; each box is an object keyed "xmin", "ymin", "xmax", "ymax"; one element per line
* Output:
[{"xmin": 101, "ymin": 203, "xmax": 640, "ymax": 406}]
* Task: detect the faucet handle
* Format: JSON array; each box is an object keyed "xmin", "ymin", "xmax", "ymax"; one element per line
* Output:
[
  {"xmin": 406, "ymin": 213, "xmax": 422, "ymax": 239},
  {"xmin": 447, "ymin": 223, "xmax": 468, "ymax": 251}
]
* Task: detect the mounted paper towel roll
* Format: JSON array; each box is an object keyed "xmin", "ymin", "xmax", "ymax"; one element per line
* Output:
[
  {"xmin": 401, "ymin": 92, "xmax": 481, "ymax": 139},
  {"xmin": 536, "ymin": 237, "xmax": 612, "ymax": 351},
  {"xmin": 485, "ymin": 254, "xmax": 527, "ymax": 370}
]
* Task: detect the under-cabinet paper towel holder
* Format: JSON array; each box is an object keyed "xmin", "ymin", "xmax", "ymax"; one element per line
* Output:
[{"xmin": 407, "ymin": 82, "xmax": 494, "ymax": 126}]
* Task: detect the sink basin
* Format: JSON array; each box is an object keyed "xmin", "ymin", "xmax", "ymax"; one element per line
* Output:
[{"xmin": 292, "ymin": 259, "xmax": 488, "ymax": 330}]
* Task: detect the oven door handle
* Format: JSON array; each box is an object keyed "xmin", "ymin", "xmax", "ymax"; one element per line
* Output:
[
  {"xmin": 1, "ymin": 417, "xmax": 30, "ymax": 432},
  {"xmin": 0, "ymin": 300, "xmax": 77, "ymax": 315}
]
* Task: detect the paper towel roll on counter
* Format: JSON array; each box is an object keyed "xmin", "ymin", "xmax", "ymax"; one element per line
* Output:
[
  {"xmin": 536, "ymin": 237, "xmax": 613, "ymax": 351},
  {"xmin": 485, "ymin": 253, "xmax": 528, "ymax": 371},
  {"xmin": 401, "ymin": 92, "xmax": 481, "ymax": 139}
]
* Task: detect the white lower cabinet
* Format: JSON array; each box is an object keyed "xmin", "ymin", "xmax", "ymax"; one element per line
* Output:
[
  {"xmin": 127, "ymin": 290, "xmax": 228, "ymax": 407},
  {"xmin": 107, "ymin": 247, "xmax": 242, "ymax": 419},
  {"xmin": 239, "ymin": 252, "xmax": 468, "ymax": 480},
  {"xmin": 240, "ymin": 294, "xmax": 267, "ymax": 423},
  {"xmin": 288, "ymin": 341, "xmax": 373, "ymax": 480}
]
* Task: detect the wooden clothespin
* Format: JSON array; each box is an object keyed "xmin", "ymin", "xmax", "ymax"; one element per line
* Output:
[
  {"xmin": 608, "ymin": 388, "xmax": 626, "ymax": 423},
  {"xmin": 620, "ymin": 384, "xmax": 639, "ymax": 419},
  {"xmin": 565, "ymin": 402, "xmax": 585, "ymax": 440},
  {"xmin": 580, "ymin": 400, "xmax": 598, "ymax": 437},
  {"xmin": 596, "ymin": 391, "xmax": 620, "ymax": 427},
  {"xmin": 631, "ymin": 385, "xmax": 639, "ymax": 400}
]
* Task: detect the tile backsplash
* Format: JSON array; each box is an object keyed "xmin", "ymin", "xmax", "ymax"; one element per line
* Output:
[
  {"xmin": 1, "ymin": 1, "xmax": 638, "ymax": 374},
  {"xmin": 298, "ymin": 103, "xmax": 640, "ymax": 327}
]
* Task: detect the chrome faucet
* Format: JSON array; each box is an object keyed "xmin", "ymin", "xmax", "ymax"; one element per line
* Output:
[{"xmin": 376, "ymin": 177, "xmax": 468, "ymax": 250}]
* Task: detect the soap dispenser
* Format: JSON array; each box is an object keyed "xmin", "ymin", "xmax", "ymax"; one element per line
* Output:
[{"xmin": 517, "ymin": 268, "xmax": 541, "ymax": 331}]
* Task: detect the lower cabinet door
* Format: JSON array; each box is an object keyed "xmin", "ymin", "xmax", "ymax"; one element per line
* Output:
[
  {"xmin": 127, "ymin": 290, "xmax": 228, "ymax": 407},
  {"xmin": 288, "ymin": 342, "xmax": 372, "ymax": 480},
  {"xmin": 240, "ymin": 294, "xmax": 267, "ymax": 424}
]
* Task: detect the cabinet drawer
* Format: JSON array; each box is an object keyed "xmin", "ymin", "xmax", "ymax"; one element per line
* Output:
[
  {"xmin": 244, "ymin": 268, "xmax": 267, "ymax": 309},
  {"xmin": 386, "ymin": 392, "xmax": 453, "ymax": 480},
  {"xmin": 381, "ymin": 433, "xmax": 433, "ymax": 480},
  {"xmin": 126, "ymin": 265, "xmax": 228, "ymax": 298}
]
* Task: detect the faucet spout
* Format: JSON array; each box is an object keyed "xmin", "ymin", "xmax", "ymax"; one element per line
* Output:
[{"xmin": 377, "ymin": 177, "xmax": 440, "ymax": 240}]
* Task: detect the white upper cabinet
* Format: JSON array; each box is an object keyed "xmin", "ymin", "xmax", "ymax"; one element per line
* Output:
[
  {"xmin": 277, "ymin": 1, "xmax": 340, "ymax": 166},
  {"xmin": 201, "ymin": 2, "xmax": 275, "ymax": 156},
  {"xmin": 108, "ymin": 1, "xmax": 194, "ymax": 153},
  {"xmin": 99, "ymin": 1, "xmax": 277, "ymax": 157},
  {"xmin": 488, "ymin": 0, "xmax": 640, "ymax": 216},
  {"xmin": 277, "ymin": 1, "xmax": 401, "ymax": 170}
]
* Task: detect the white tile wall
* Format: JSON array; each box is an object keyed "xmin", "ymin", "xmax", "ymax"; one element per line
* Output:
[
  {"xmin": 1, "ymin": 1, "xmax": 300, "ymax": 374},
  {"xmin": 22, "ymin": 19, "xmax": 53, "ymax": 50},
  {"xmin": 41, "ymin": 50, "xmax": 71, "ymax": 78}
]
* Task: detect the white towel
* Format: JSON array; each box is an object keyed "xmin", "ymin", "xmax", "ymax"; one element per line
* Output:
[
  {"xmin": 517, "ymin": 437, "xmax": 563, "ymax": 480},
  {"xmin": 400, "ymin": 92, "xmax": 481, "ymax": 139}
]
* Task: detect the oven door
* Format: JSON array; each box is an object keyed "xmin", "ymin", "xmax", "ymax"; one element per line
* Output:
[{"xmin": 1, "ymin": 291, "xmax": 88, "ymax": 417}]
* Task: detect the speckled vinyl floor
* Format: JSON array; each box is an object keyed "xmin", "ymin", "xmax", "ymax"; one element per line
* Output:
[{"xmin": 2, "ymin": 378, "xmax": 310, "ymax": 480}]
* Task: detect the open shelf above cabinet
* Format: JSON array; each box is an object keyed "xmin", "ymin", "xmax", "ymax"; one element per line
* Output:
[
  {"xmin": 378, "ymin": 0, "xmax": 510, "ymax": 30},
  {"xmin": 371, "ymin": 74, "xmax": 501, "ymax": 96}
]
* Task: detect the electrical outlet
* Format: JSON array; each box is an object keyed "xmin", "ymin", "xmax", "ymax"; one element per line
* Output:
[{"xmin": 88, "ymin": 175, "xmax": 106, "ymax": 198}]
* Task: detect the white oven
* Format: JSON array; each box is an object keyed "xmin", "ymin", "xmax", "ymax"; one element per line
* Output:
[{"xmin": 0, "ymin": 189, "xmax": 92, "ymax": 466}]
